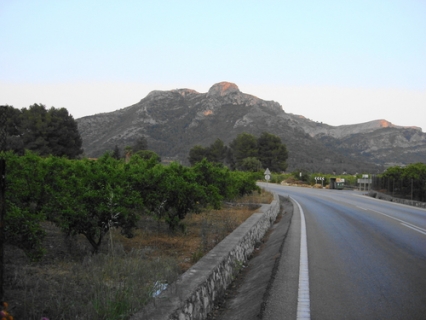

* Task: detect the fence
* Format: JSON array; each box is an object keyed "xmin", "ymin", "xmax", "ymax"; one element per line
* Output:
[{"xmin": 371, "ymin": 175, "xmax": 426, "ymax": 202}]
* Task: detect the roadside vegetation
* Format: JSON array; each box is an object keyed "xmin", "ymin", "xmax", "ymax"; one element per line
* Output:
[
  {"xmin": 263, "ymin": 170, "xmax": 360, "ymax": 188},
  {"xmin": 1, "ymin": 150, "xmax": 269, "ymax": 319},
  {"xmin": 2, "ymin": 151, "xmax": 260, "ymax": 259},
  {"xmin": 188, "ymin": 132, "xmax": 288, "ymax": 172},
  {"xmin": 0, "ymin": 105, "xmax": 276, "ymax": 319},
  {"xmin": 371, "ymin": 162, "xmax": 426, "ymax": 202}
]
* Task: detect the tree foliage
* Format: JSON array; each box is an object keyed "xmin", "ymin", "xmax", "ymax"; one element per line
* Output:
[
  {"xmin": 135, "ymin": 149, "xmax": 161, "ymax": 162},
  {"xmin": 374, "ymin": 162, "xmax": 426, "ymax": 202},
  {"xmin": 2, "ymin": 104, "xmax": 83, "ymax": 158},
  {"xmin": 43, "ymin": 154, "xmax": 142, "ymax": 253},
  {"xmin": 188, "ymin": 132, "xmax": 288, "ymax": 172},
  {"xmin": 188, "ymin": 145, "xmax": 209, "ymax": 165},
  {"xmin": 240, "ymin": 157, "xmax": 262, "ymax": 172},
  {"xmin": 131, "ymin": 136, "xmax": 148, "ymax": 153},
  {"xmin": 188, "ymin": 139, "xmax": 229, "ymax": 166},
  {"xmin": 208, "ymin": 139, "xmax": 228, "ymax": 164},
  {"xmin": 2, "ymin": 151, "xmax": 260, "ymax": 257},
  {"xmin": 257, "ymin": 132, "xmax": 288, "ymax": 172},
  {"xmin": 229, "ymin": 133, "xmax": 258, "ymax": 170},
  {"xmin": 112, "ymin": 145, "xmax": 121, "ymax": 159},
  {"xmin": 381, "ymin": 163, "xmax": 426, "ymax": 180},
  {"xmin": 3, "ymin": 151, "xmax": 48, "ymax": 260}
]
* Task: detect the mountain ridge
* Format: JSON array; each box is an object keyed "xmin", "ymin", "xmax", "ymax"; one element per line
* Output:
[{"xmin": 77, "ymin": 81, "xmax": 426, "ymax": 173}]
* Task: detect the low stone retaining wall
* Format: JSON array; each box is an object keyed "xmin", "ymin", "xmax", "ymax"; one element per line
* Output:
[
  {"xmin": 131, "ymin": 193, "xmax": 280, "ymax": 320},
  {"xmin": 368, "ymin": 190, "xmax": 426, "ymax": 209}
]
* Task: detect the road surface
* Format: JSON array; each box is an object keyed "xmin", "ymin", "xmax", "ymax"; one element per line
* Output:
[{"xmin": 260, "ymin": 184, "xmax": 426, "ymax": 320}]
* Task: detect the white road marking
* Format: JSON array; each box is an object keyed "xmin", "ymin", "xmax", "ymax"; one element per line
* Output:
[
  {"xmin": 293, "ymin": 197, "xmax": 311, "ymax": 320},
  {"xmin": 356, "ymin": 206, "xmax": 426, "ymax": 236},
  {"xmin": 400, "ymin": 223, "xmax": 426, "ymax": 235}
]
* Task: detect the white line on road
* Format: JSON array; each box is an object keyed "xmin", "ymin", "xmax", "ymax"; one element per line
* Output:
[
  {"xmin": 357, "ymin": 206, "xmax": 426, "ymax": 236},
  {"xmin": 293, "ymin": 197, "xmax": 311, "ymax": 320},
  {"xmin": 400, "ymin": 223, "xmax": 426, "ymax": 235}
]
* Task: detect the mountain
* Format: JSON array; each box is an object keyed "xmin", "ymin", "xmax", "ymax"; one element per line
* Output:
[
  {"xmin": 76, "ymin": 82, "xmax": 426, "ymax": 173},
  {"xmin": 279, "ymin": 114, "xmax": 426, "ymax": 167}
]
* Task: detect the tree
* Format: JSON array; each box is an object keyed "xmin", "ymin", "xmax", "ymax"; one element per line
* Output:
[
  {"xmin": 20, "ymin": 104, "xmax": 51, "ymax": 155},
  {"xmin": 132, "ymin": 136, "xmax": 148, "ymax": 153},
  {"xmin": 3, "ymin": 104, "xmax": 83, "ymax": 158},
  {"xmin": 132, "ymin": 162, "xmax": 208, "ymax": 231},
  {"xmin": 192, "ymin": 159, "xmax": 227, "ymax": 204},
  {"xmin": 159, "ymin": 163, "xmax": 207, "ymax": 230},
  {"xmin": 227, "ymin": 170, "xmax": 260, "ymax": 198},
  {"xmin": 191, "ymin": 158, "xmax": 259, "ymax": 201},
  {"xmin": 189, "ymin": 132, "xmax": 289, "ymax": 172},
  {"xmin": 112, "ymin": 145, "xmax": 121, "ymax": 160},
  {"xmin": 207, "ymin": 139, "xmax": 228, "ymax": 164},
  {"xmin": 240, "ymin": 157, "xmax": 262, "ymax": 172},
  {"xmin": 229, "ymin": 133, "xmax": 258, "ymax": 170},
  {"xmin": 382, "ymin": 166, "xmax": 404, "ymax": 180},
  {"xmin": 1, "ymin": 105, "xmax": 24, "ymax": 153},
  {"xmin": 44, "ymin": 154, "xmax": 142, "ymax": 253},
  {"xmin": 188, "ymin": 145, "xmax": 209, "ymax": 165},
  {"xmin": 135, "ymin": 150, "xmax": 161, "ymax": 162},
  {"xmin": 381, "ymin": 163, "xmax": 426, "ymax": 201},
  {"xmin": 45, "ymin": 107, "xmax": 83, "ymax": 158},
  {"xmin": 3, "ymin": 151, "xmax": 48, "ymax": 260},
  {"xmin": 257, "ymin": 132, "xmax": 288, "ymax": 172},
  {"xmin": 189, "ymin": 139, "xmax": 229, "ymax": 166}
]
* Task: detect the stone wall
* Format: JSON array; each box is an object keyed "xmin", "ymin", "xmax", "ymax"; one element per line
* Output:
[
  {"xmin": 368, "ymin": 190, "xmax": 426, "ymax": 209},
  {"xmin": 131, "ymin": 194, "xmax": 280, "ymax": 320}
]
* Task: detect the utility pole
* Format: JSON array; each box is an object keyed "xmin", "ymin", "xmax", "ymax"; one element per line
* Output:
[{"xmin": 0, "ymin": 106, "xmax": 6, "ymax": 303}]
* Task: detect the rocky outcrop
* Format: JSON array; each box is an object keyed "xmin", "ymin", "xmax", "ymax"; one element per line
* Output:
[{"xmin": 299, "ymin": 118, "xmax": 422, "ymax": 139}]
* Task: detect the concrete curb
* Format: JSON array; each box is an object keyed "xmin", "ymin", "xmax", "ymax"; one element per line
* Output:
[{"xmin": 131, "ymin": 193, "xmax": 280, "ymax": 320}]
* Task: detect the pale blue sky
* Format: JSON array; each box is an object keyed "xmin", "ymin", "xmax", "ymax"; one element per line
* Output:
[{"xmin": 1, "ymin": 0, "xmax": 425, "ymax": 131}]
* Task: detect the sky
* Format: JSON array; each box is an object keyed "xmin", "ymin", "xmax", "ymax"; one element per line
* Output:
[{"xmin": 1, "ymin": 0, "xmax": 425, "ymax": 131}]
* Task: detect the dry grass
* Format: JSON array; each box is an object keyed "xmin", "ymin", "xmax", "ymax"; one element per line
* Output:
[
  {"xmin": 116, "ymin": 189, "xmax": 273, "ymax": 271},
  {"xmin": 4, "ymin": 189, "xmax": 273, "ymax": 320}
]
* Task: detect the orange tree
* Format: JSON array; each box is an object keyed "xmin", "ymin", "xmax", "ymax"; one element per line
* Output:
[
  {"xmin": 128, "ymin": 157, "xmax": 213, "ymax": 231},
  {"xmin": 43, "ymin": 154, "xmax": 143, "ymax": 253},
  {"xmin": 3, "ymin": 152, "xmax": 261, "ymax": 257},
  {"xmin": 2, "ymin": 151, "xmax": 47, "ymax": 260}
]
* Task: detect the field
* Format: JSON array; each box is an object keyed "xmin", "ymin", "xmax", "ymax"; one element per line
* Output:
[{"xmin": 4, "ymin": 189, "xmax": 273, "ymax": 320}]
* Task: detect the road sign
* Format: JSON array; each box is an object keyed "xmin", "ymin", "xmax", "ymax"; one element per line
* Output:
[
  {"xmin": 315, "ymin": 176, "xmax": 325, "ymax": 187},
  {"xmin": 264, "ymin": 168, "xmax": 271, "ymax": 181}
]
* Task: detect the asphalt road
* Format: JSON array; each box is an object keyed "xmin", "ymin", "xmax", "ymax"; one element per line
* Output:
[{"xmin": 260, "ymin": 184, "xmax": 426, "ymax": 320}]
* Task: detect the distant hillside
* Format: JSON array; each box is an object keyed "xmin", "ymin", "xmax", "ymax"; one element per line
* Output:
[{"xmin": 77, "ymin": 82, "xmax": 426, "ymax": 173}]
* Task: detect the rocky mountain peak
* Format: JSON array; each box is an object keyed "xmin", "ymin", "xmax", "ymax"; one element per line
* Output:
[
  {"xmin": 171, "ymin": 88, "xmax": 199, "ymax": 97},
  {"xmin": 378, "ymin": 119, "xmax": 392, "ymax": 128},
  {"xmin": 77, "ymin": 82, "xmax": 426, "ymax": 171},
  {"xmin": 375, "ymin": 119, "xmax": 421, "ymax": 131},
  {"xmin": 207, "ymin": 82, "xmax": 240, "ymax": 97}
]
